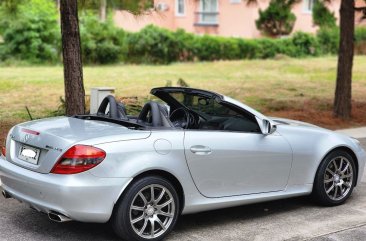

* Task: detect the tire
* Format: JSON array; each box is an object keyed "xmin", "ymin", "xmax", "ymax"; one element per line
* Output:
[
  {"xmin": 112, "ymin": 176, "xmax": 180, "ymax": 241},
  {"xmin": 313, "ymin": 150, "xmax": 356, "ymax": 206}
]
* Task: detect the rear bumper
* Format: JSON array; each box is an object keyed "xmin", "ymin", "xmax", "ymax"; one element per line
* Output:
[{"xmin": 0, "ymin": 156, "xmax": 132, "ymax": 223}]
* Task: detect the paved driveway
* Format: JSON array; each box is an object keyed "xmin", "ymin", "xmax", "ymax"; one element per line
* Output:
[{"xmin": 0, "ymin": 139, "xmax": 365, "ymax": 241}]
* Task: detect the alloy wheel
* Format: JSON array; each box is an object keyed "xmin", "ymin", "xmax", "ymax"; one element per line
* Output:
[
  {"xmin": 129, "ymin": 184, "xmax": 175, "ymax": 239},
  {"xmin": 324, "ymin": 156, "xmax": 353, "ymax": 201}
]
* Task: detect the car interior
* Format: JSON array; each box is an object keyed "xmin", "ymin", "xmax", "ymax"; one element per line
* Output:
[{"xmin": 81, "ymin": 89, "xmax": 261, "ymax": 133}]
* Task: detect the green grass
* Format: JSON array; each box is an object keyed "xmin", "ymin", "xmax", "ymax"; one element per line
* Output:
[{"xmin": 1, "ymin": 56, "xmax": 366, "ymax": 123}]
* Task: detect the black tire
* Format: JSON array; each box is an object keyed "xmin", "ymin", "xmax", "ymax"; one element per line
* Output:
[
  {"xmin": 112, "ymin": 176, "xmax": 180, "ymax": 241},
  {"xmin": 313, "ymin": 150, "xmax": 356, "ymax": 206}
]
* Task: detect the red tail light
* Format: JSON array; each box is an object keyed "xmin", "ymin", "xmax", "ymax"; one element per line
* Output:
[{"xmin": 51, "ymin": 145, "xmax": 106, "ymax": 174}]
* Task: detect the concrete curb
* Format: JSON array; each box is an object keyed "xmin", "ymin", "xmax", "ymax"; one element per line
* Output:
[{"xmin": 335, "ymin": 127, "xmax": 366, "ymax": 139}]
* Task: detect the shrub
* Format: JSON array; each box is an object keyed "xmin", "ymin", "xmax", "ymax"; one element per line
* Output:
[
  {"xmin": 80, "ymin": 13, "xmax": 127, "ymax": 64},
  {"xmin": 355, "ymin": 27, "xmax": 366, "ymax": 55},
  {"xmin": 0, "ymin": 0, "xmax": 60, "ymax": 63},
  {"xmin": 256, "ymin": 0, "xmax": 297, "ymax": 37},
  {"xmin": 317, "ymin": 27, "xmax": 339, "ymax": 54},
  {"xmin": 173, "ymin": 29, "xmax": 196, "ymax": 61},
  {"xmin": 290, "ymin": 32, "xmax": 319, "ymax": 57},
  {"xmin": 125, "ymin": 25, "xmax": 180, "ymax": 64},
  {"xmin": 313, "ymin": 1, "xmax": 337, "ymax": 28}
]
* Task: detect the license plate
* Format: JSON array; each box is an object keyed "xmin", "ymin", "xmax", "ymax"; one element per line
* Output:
[{"xmin": 18, "ymin": 145, "xmax": 40, "ymax": 165}]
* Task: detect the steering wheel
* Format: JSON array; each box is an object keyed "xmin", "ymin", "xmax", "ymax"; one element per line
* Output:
[
  {"xmin": 97, "ymin": 95, "xmax": 119, "ymax": 119},
  {"xmin": 170, "ymin": 108, "xmax": 190, "ymax": 129}
]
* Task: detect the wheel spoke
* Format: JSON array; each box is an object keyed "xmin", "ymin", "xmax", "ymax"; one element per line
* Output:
[
  {"xmin": 341, "ymin": 174, "xmax": 352, "ymax": 179},
  {"xmin": 139, "ymin": 219, "xmax": 148, "ymax": 235},
  {"xmin": 150, "ymin": 219, "xmax": 155, "ymax": 238},
  {"xmin": 155, "ymin": 188, "xmax": 166, "ymax": 204},
  {"xmin": 150, "ymin": 185, "xmax": 155, "ymax": 203},
  {"xmin": 333, "ymin": 186, "xmax": 338, "ymax": 199},
  {"xmin": 131, "ymin": 205, "xmax": 145, "ymax": 211},
  {"xmin": 339, "ymin": 186, "xmax": 344, "ymax": 196},
  {"xmin": 156, "ymin": 217, "xmax": 166, "ymax": 230},
  {"xmin": 324, "ymin": 178, "xmax": 333, "ymax": 184},
  {"xmin": 139, "ymin": 191, "xmax": 148, "ymax": 205},
  {"xmin": 326, "ymin": 168, "xmax": 335, "ymax": 176},
  {"xmin": 157, "ymin": 210, "xmax": 173, "ymax": 218},
  {"xmin": 326, "ymin": 184, "xmax": 335, "ymax": 194},
  {"xmin": 341, "ymin": 162, "xmax": 349, "ymax": 174},
  {"xmin": 338, "ymin": 158, "xmax": 343, "ymax": 172},
  {"xmin": 157, "ymin": 199, "xmax": 173, "ymax": 209},
  {"xmin": 344, "ymin": 182, "xmax": 351, "ymax": 188},
  {"xmin": 132, "ymin": 215, "xmax": 144, "ymax": 224},
  {"xmin": 332, "ymin": 160, "xmax": 338, "ymax": 172}
]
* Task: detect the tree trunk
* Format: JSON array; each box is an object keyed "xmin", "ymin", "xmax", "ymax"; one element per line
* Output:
[
  {"xmin": 333, "ymin": 0, "xmax": 355, "ymax": 119},
  {"xmin": 60, "ymin": 0, "xmax": 85, "ymax": 116},
  {"xmin": 99, "ymin": 0, "xmax": 107, "ymax": 22}
]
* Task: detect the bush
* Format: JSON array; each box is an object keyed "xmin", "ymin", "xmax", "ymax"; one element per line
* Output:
[
  {"xmin": 290, "ymin": 32, "xmax": 319, "ymax": 57},
  {"xmin": 313, "ymin": 1, "xmax": 337, "ymax": 28},
  {"xmin": 173, "ymin": 29, "xmax": 196, "ymax": 61},
  {"xmin": 256, "ymin": 0, "xmax": 297, "ymax": 37},
  {"xmin": 125, "ymin": 25, "xmax": 180, "ymax": 64},
  {"xmin": 0, "ymin": 0, "xmax": 60, "ymax": 63},
  {"xmin": 355, "ymin": 27, "xmax": 366, "ymax": 55},
  {"xmin": 80, "ymin": 13, "xmax": 127, "ymax": 64},
  {"xmin": 317, "ymin": 27, "xmax": 339, "ymax": 54}
]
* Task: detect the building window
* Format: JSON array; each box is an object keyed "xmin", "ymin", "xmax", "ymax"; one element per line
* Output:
[
  {"xmin": 304, "ymin": 0, "xmax": 314, "ymax": 13},
  {"xmin": 176, "ymin": 0, "xmax": 185, "ymax": 16},
  {"xmin": 198, "ymin": 0, "xmax": 219, "ymax": 25}
]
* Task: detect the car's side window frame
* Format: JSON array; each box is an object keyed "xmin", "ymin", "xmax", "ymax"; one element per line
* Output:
[{"xmin": 191, "ymin": 100, "xmax": 262, "ymax": 134}]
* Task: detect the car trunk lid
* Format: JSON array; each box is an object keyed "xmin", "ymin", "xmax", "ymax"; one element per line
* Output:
[{"xmin": 6, "ymin": 117, "xmax": 151, "ymax": 174}]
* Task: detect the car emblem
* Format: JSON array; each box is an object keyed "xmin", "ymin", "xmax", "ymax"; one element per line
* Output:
[{"xmin": 22, "ymin": 134, "xmax": 30, "ymax": 143}]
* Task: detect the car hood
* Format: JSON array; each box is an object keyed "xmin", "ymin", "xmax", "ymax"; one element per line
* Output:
[
  {"xmin": 270, "ymin": 117, "xmax": 323, "ymax": 129},
  {"xmin": 5, "ymin": 117, "xmax": 151, "ymax": 174}
]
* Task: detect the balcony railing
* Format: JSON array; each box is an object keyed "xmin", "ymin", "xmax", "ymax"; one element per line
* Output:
[{"xmin": 194, "ymin": 11, "xmax": 219, "ymax": 26}]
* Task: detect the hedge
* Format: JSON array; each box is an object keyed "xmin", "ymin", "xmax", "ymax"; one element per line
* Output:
[
  {"xmin": 1, "ymin": 16, "xmax": 366, "ymax": 64},
  {"xmin": 124, "ymin": 25, "xmax": 321, "ymax": 63}
]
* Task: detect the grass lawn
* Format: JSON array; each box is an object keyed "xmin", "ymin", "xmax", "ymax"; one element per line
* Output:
[{"xmin": 1, "ymin": 56, "xmax": 366, "ymax": 143}]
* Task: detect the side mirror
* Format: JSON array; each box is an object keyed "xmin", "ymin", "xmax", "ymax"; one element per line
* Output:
[{"xmin": 262, "ymin": 119, "xmax": 277, "ymax": 135}]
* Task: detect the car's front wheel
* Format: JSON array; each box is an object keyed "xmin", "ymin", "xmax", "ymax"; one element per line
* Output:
[
  {"xmin": 112, "ymin": 176, "xmax": 179, "ymax": 241},
  {"xmin": 313, "ymin": 150, "xmax": 356, "ymax": 206}
]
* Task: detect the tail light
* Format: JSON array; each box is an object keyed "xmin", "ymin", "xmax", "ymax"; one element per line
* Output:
[{"xmin": 51, "ymin": 145, "xmax": 106, "ymax": 174}]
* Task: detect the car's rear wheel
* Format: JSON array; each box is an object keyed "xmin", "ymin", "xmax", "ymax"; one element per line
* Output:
[
  {"xmin": 313, "ymin": 150, "xmax": 356, "ymax": 206},
  {"xmin": 112, "ymin": 176, "xmax": 179, "ymax": 241}
]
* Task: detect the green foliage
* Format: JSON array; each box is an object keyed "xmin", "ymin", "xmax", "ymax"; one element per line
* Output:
[
  {"xmin": 125, "ymin": 25, "xmax": 180, "ymax": 64},
  {"xmin": 80, "ymin": 13, "xmax": 127, "ymax": 64},
  {"xmin": 0, "ymin": 0, "xmax": 60, "ymax": 63},
  {"xmin": 256, "ymin": 0, "xmax": 297, "ymax": 37},
  {"xmin": 123, "ymin": 26, "xmax": 321, "ymax": 64},
  {"xmin": 355, "ymin": 27, "xmax": 366, "ymax": 42},
  {"xmin": 290, "ymin": 32, "xmax": 319, "ymax": 57},
  {"xmin": 313, "ymin": 0, "xmax": 336, "ymax": 29},
  {"xmin": 355, "ymin": 27, "xmax": 366, "ymax": 55},
  {"xmin": 316, "ymin": 27, "xmax": 339, "ymax": 54}
]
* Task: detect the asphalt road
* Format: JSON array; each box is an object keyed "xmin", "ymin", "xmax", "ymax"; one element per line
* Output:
[{"xmin": 0, "ymin": 139, "xmax": 365, "ymax": 241}]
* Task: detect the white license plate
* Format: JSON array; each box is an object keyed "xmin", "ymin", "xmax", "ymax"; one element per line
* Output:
[{"xmin": 18, "ymin": 145, "xmax": 40, "ymax": 165}]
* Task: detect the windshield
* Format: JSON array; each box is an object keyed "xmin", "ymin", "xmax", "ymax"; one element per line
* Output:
[{"xmin": 169, "ymin": 92, "xmax": 232, "ymax": 117}]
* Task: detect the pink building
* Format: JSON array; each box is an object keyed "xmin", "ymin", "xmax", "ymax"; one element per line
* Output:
[{"xmin": 114, "ymin": 0, "xmax": 345, "ymax": 38}]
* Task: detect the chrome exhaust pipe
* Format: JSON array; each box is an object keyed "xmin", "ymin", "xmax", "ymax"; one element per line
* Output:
[
  {"xmin": 48, "ymin": 212, "xmax": 72, "ymax": 223},
  {"xmin": 2, "ymin": 190, "xmax": 11, "ymax": 199}
]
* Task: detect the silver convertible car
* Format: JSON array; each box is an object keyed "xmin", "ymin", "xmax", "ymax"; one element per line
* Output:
[{"xmin": 1, "ymin": 87, "xmax": 365, "ymax": 241}]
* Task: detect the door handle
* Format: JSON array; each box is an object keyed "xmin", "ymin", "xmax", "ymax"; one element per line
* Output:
[{"xmin": 190, "ymin": 145, "xmax": 212, "ymax": 155}]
